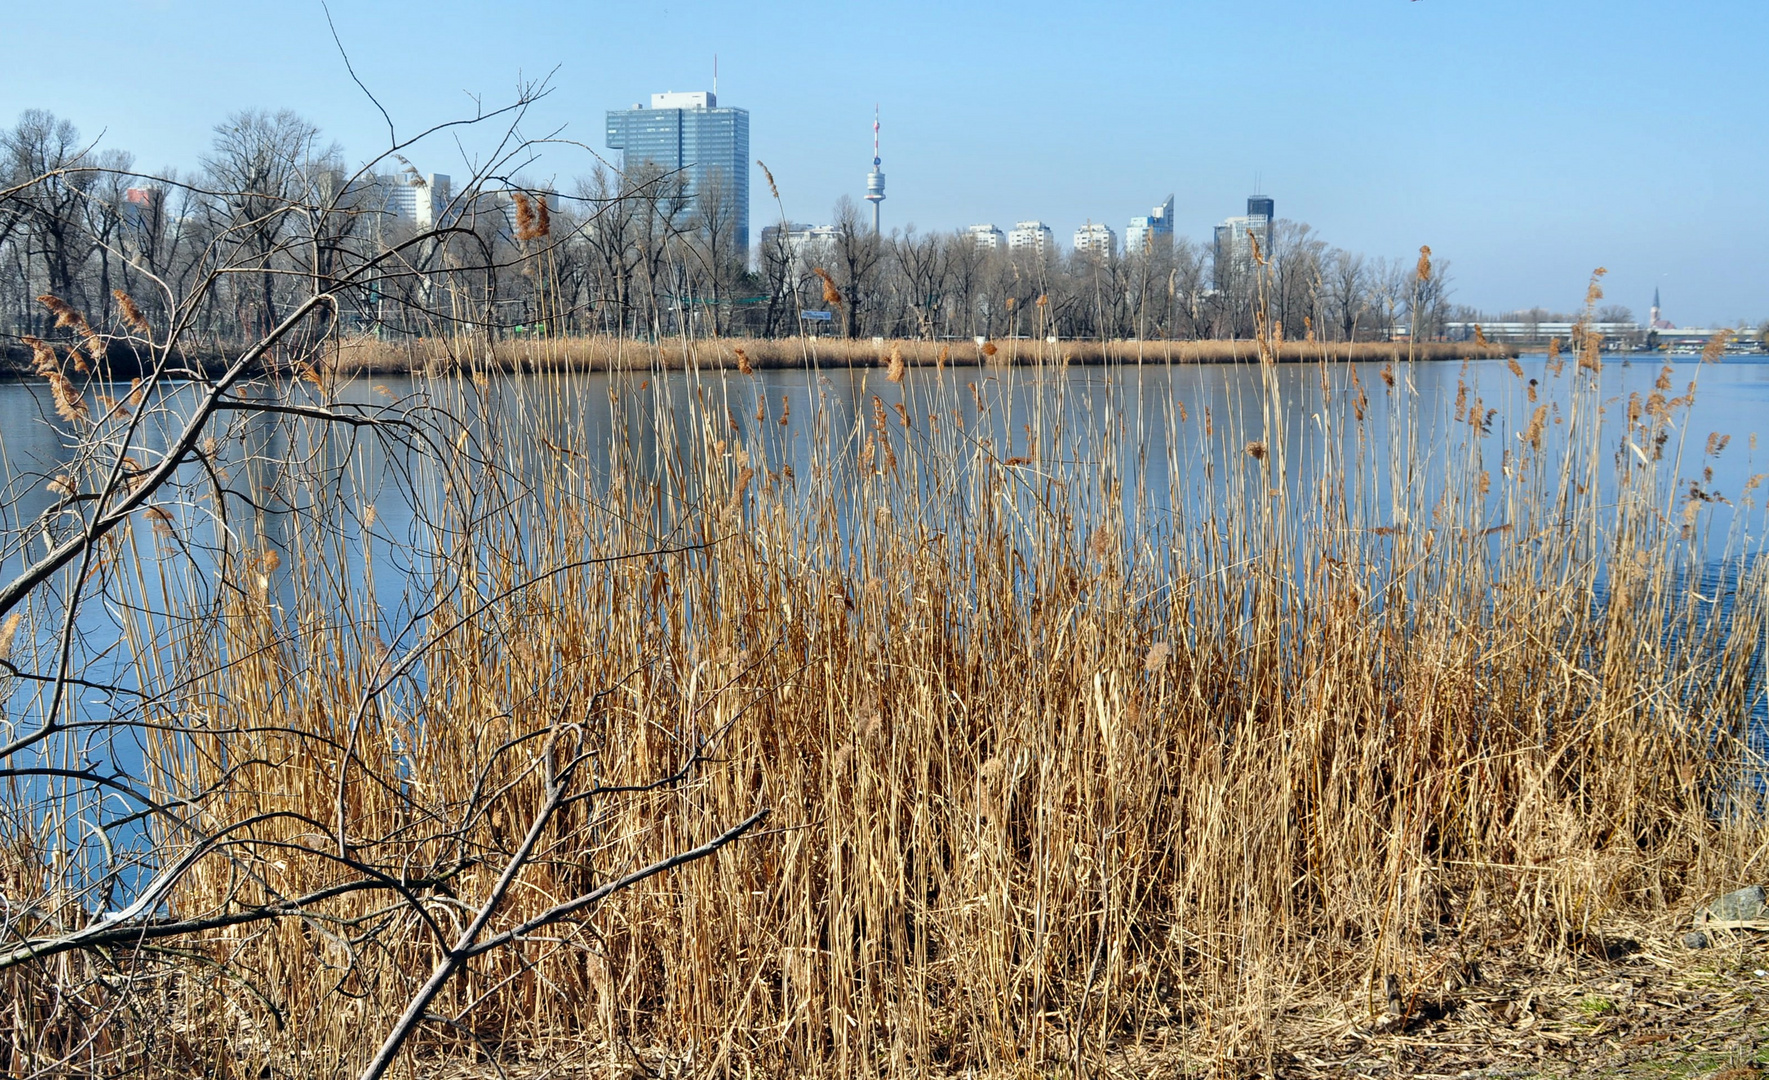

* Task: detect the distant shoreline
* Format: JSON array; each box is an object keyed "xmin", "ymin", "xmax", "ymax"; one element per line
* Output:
[
  {"xmin": 320, "ymin": 335, "xmax": 1522, "ymax": 377},
  {"xmin": 0, "ymin": 336, "xmax": 1521, "ymax": 382}
]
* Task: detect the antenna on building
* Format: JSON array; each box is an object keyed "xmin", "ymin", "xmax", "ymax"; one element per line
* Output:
[
  {"xmin": 865, "ymin": 105, "xmax": 886, "ymax": 235},
  {"xmin": 713, "ymin": 54, "xmax": 718, "ymax": 97}
]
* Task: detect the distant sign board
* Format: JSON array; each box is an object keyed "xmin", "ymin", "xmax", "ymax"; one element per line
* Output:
[{"xmin": 800, "ymin": 310, "xmax": 833, "ymax": 322}]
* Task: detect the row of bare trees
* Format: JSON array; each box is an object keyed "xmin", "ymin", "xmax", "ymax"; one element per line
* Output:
[
  {"xmin": 536, "ymin": 192, "xmax": 1455, "ymax": 343},
  {"xmin": 1, "ymin": 105, "xmax": 1454, "ymax": 351}
]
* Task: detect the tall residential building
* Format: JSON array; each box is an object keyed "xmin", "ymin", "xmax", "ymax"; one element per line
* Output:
[
  {"xmin": 1125, "ymin": 194, "xmax": 1174, "ymax": 256},
  {"xmin": 1008, "ymin": 220, "xmax": 1055, "ymax": 257},
  {"xmin": 1213, "ymin": 195, "xmax": 1275, "ymax": 285},
  {"xmin": 1073, "ymin": 222, "xmax": 1117, "ymax": 258},
  {"xmin": 968, "ymin": 223, "xmax": 1005, "ymax": 251},
  {"xmin": 606, "ymin": 90, "xmax": 751, "ymax": 254}
]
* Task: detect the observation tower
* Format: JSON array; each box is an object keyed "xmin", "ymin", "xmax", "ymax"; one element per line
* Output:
[{"xmin": 865, "ymin": 107, "xmax": 885, "ymax": 234}]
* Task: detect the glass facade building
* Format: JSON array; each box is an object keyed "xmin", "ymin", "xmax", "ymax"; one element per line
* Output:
[
  {"xmin": 606, "ymin": 91, "xmax": 750, "ymax": 256},
  {"xmin": 1213, "ymin": 195, "xmax": 1275, "ymax": 286},
  {"xmin": 1126, "ymin": 195, "xmax": 1174, "ymax": 256}
]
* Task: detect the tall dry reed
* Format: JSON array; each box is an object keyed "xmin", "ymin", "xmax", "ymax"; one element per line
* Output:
[{"xmin": 7, "ymin": 304, "xmax": 1763, "ymax": 1079}]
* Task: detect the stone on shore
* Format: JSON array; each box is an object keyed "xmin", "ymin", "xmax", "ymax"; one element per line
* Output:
[{"xmin": 1703, "ymin": 885, "xmax": 1767, "ymax": 923}]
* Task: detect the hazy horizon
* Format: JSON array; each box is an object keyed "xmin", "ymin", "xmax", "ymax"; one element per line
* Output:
[{"xmin": 3, "ymin": 0, "xmax": 1763, "ymax": 327}]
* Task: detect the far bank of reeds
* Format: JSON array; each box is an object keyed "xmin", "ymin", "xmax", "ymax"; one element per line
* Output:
[{"xmin": 319, "ymin": 333, "xmax": 1517, "ymax": 377}]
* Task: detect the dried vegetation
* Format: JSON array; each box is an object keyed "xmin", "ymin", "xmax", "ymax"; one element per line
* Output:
[{"xmin": 1, "ymin": 277, "xmax": 1764, "ymax": 1080}]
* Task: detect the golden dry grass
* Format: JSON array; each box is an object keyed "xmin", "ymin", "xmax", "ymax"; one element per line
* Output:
[{"xmin": 324, "ymin": 333, "xmax": 1515, "ymax": 376}]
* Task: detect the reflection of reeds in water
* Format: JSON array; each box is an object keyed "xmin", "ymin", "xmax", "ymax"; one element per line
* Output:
[{"xmin": 13, "ymin": 281, "xmax": 1765, "ymax": 1077}]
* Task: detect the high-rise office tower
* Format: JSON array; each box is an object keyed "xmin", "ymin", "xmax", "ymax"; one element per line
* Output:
[
  {"xmin": 383, "ymin": 170, "xmax": 453, "ymax": 229},
  {"xmin": 1214, "ymin": 194, "xmax": 1276, "ymax": 285},
  {"xmin": 606, "ymin": 90, "xmax": 750, "ymax": 254}
]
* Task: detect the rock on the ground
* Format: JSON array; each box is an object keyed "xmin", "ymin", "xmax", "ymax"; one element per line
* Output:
[
  {"xmin": 1682, "ymin": 931, "xmax": 1710, "ymax": 950},
  {"xmin": 1703, "ymin": 884, "xmax": 1767, "ymax": 923}
]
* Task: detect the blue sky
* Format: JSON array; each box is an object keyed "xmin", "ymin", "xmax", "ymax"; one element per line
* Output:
[{"xmin": 5, "ymin": 0, "xmax": 1765, "ymax": 325}]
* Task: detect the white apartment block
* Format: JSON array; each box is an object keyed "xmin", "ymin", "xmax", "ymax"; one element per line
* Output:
[
  {"xmin": 1008, "ymin": 220, "xmax": 1055, "ymax": 256},
  {"xmin": 1072, "ymin": 222, "xmax": 1116, "ymax": 258},
  {"xmin": 967, "ymin": 223, "xmax": 1005, "ymax": 251}
]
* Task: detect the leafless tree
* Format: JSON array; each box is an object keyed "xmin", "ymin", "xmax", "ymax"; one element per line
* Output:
[
  {"xmin": 0, "ymin": 84, "xmax": 771, "ymax": 1080},
  {"xmin": 200, "ymin": 109, "xmax": 338, "ymax": 339},
  {"xmin": 828, "ymin": 196, "xmax": 883, "ymax": 339}
]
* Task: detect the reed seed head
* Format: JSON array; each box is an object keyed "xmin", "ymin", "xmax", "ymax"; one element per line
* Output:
[
  {"xmin": 113, "ymin": 290, "xmax": 152, "ymax": 336},
  {"xmin": 0, "ymin": 612, "xmax": 20, "ymax": 663},
  {"xmin": 814, "ymin": 267, "xmax": 843, "ymax": 307},
  {"xmin": 513, "ymin": 192, "xmax": 537, "ymax": 242}
]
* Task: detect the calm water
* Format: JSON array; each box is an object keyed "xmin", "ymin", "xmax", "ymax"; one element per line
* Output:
[{"xmin": 5, "ymin": 351, "xmax": 1769, "ymax": 643}]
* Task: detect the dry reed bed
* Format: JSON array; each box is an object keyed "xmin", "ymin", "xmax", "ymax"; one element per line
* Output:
[
  {"xmin": 324, "ymin": 334, "xmax": 1515, "ymax": 376},
  {"xmin": 29, "ymin": 334, "xmax": 1765, "ymax": 1077}
]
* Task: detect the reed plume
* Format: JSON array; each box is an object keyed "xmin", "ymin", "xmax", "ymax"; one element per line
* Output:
[
  {"xmin": 513, "ymin": 192, "xmax": 538, "ymax": 242},
  {"xmin": 0, "ymin": 612, "xmax": 21, "ymax": 663},
  {"xmin": 113, "ymin": 290, "xmax": 152, "ymax": 336},
  {"xmin": 25, "ymin": 334, "xmax": 90, "ymax": 422},
  {"xmin": 814, "ymin": 267, "xmax": 842, "ymax": 307},
  {"xmin": 38, "ymin": 293, "xmax": 106, "ymax": 365}
]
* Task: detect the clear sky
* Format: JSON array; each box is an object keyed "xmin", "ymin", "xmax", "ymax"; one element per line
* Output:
[{"xmin": 5, "ymin": 0, "xmax": 1765, "ymax": 326}]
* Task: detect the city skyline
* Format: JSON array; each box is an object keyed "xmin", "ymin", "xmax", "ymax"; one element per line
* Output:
[{"xmin": 0, "ymin": 0, "xmax": 1763, "ymax": 325}]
